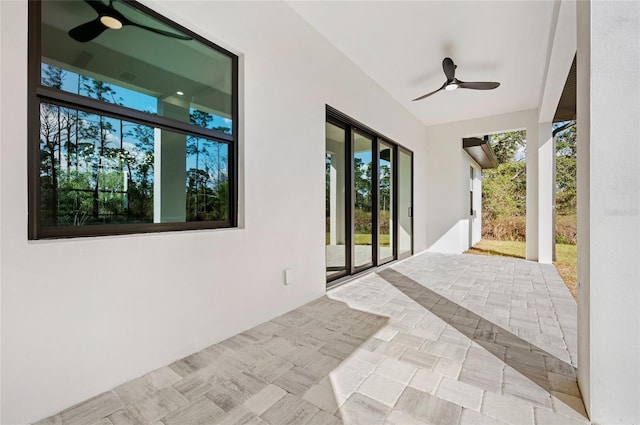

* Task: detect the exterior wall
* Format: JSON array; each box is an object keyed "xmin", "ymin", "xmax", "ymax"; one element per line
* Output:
[
  {"xmin": 0, "ymin": 1, "xmax": 429, "ymax": 423},
  {"xmin": 577, "ymin": 1, "xmax": 640, "ymax": 423},
  {"xmin": 425, "ymin": 110, "xmax": 538, "ymax": 254}
]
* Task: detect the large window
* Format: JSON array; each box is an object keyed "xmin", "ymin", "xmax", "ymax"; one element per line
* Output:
[
  {"xmin": 29, "ymin": 0, "xmax": 238, "ymax": 239},
  {"xmin": 325, "ymin": 107, "xmax": 413, "ymax": 284}
]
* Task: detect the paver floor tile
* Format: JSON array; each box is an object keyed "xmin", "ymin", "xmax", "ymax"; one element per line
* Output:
[
  {"xmin": 385, "ymin": 410, "xmax": 431, "ymax": 425},
  {"xmin": 375, "ymin": 357, "xmax": 417, "ymax": 384},
  {"xmin": 306, "ymin": 410, "xmax": 342, "ymax": 425},
  {"xmin": 396, "ymin": 387, "xmax": 462, "ymax": 425},
  {"xmin": 535, "ymin": 406, "xmax": 590, "ymax": 425},
  {"xmin": 243, "ymin": 384, "xmax": 287, "ymax": 415},
  {"xmin": 460, "ymin": 408, "xmax": 510, "ymax": 425},
  {"xmin": 260, "ymin": 393, "xmax": 318, "ymax": 425},
  {"xmin": 33, "ymin": 253, "xmax": 585, "ymax": 425},
  {"xmin": 338, "ymin": 393, "xmax": 390, "ymax": 425},
  {"xmin": 55, "ymin": 392, "xmax": 123, "ymax": 425},
  {"xmin": 435, "ymin": 377, "xmax": 483, "ymax": 411},
  {"xmin": 161, "ymin": 396, "xmax": 225, "ymax": 425},
  {"xmin": 356, "ymin": 373, "xmax": 406, "ymax": 407},
  {"xmin": 127, "ymin": 387, "xmax": 188, "ymax": 424}
]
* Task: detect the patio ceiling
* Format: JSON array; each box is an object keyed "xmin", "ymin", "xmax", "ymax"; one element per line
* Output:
[{"xmin": 289, "ymin": 1, "xmax": 557, "ymax": 127}]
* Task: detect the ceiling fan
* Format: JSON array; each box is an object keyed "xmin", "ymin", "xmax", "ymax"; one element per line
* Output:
[
  {"xmin": 68, "ymin": 0, "xmax": 192, "ymax": 43},
  {"xmin": 412, "ymin": 57, "xmax": 500, "ymax": 101}
]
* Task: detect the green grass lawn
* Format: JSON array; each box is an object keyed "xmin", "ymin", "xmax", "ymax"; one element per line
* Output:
[
  {"xmin": 326, "ymin": 233, "xmax": 391, "ymax": 246},
  {"xmin": 466, "ymin": 239, "xmax": 577, "ymax": 300}
]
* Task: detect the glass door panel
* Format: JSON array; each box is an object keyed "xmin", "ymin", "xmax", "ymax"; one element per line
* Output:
[
  {"xmin": 326, "ymin": 108, "xmax": 413, "ymax": 286},
  {"xmin": 353, "ymin": 131, "xmax": 374, "ymax": 269},
  {"xmin": 379, "ymin": 142, "xmax": 394, "ymax": 263},
  {"xmin": 398, "ymin": 149, "xmax": 413, "ymax": 258},
  {"xmin": 325, "ymin": 122, "xmax": 347, "ymax": 278}
]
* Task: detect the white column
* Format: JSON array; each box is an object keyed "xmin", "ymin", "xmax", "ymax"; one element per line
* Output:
[
  {"xmin": 577, "ymin": 1, "xmax": 640, "ymax": 423},
  {"xmin": 538, "ymin": 122, "xmax": 554, "ymax": 263},
  {"xmin": 526, "ymin": 124, "xmax": 539, "ymax": 261},
  {"xmin": 154, "ymin": 100, "xmax": 188, "ymax": 223}
]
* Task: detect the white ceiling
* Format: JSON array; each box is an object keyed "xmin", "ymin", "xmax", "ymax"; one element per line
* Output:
[{"xmin": 288, "ymin": 1, "xmax": 556, "ymax": 127}]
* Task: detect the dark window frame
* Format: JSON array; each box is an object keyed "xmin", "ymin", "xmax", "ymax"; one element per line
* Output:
[
  {"xmin": 326, "ymin": 106, "xmax": 413, "ymax": 286},
  {"xmin": 28, "ymin": 0, "xmax": 239, "ymax": 239}
]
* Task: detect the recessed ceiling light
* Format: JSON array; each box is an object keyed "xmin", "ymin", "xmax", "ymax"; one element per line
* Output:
[
  {"xmin": 100, "ymin": 15, "xmax": 123, "ymax": 30},
  {"xmin": 176, "ymin": 91, "xmax": 184, "ymax": 96}
]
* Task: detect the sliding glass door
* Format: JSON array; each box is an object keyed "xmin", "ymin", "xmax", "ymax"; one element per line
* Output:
[
  {"xmin": 325, "ymin": 121, "xmax": 348, "ymax": 280},
  {"xmin": 398, "ymin": 148, "xmax": 413, "ymax": 259},
  {"xmin": 379, "ymin": 141, "xmax": 394, "ymax": 264},
  {"xmin": 353, "ymin": 131, "xmax": 374, "ymax": 271},
  {"xmin": 326, "ymin": 108, "xmax": 413, "ymax": 285}
]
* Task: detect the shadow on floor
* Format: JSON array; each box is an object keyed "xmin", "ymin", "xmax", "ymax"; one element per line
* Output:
[
  {"xmin": 33, "ymin": 297, "xmax": 389, "ymax": 425},
  {"xmin": 377, "ymin": 268, "xmax": 587, "ymax": 419},
  {"xmin": 465, "ymin": 247, "xmax": 526, "ymax": 259}
]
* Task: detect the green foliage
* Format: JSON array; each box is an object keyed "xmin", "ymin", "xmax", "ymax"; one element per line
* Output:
[
  {"xmin": 489, "ymin": 131, "xmax": 526, "ymax": 164},
  {"xmin": 555, "ymin": 123, "xmax": 576, "ymax": 215},
  {"xmin": 482, "ymin": 215, "xmax": 526, "ymax": 241},
  {"xmin": 379, "ymin": 164, "xmax": 391, "ymax": 213},
  {"xmin": 481, "ymin": 125, "xmax": 577, "ymax": 245},
  {"xmin": 482, "ymin": 130, "xmax": 527, "ymax": 224},
  {"xmin": 38, "ymin": 64, "xmax": 230, "ymax": 227},
  {"xmin": 354, "ymin": 157, "xmax": 372, "ymax": 212},
  {"xmin": 354, "ymin": 209, "xmax": 372, "ymax": 234},
  {"xmin": 482, "ymin": 161, "xmax": 526, "ymax": 221}
]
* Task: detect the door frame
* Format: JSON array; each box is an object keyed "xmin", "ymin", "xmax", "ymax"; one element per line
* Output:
[
  {"xmin": 326, "ymin": 106, "xmax": 413, "ymax": 285},
  {"xmin": 397, "ymin": 146, "xmax": 414, "ymax": 260}
]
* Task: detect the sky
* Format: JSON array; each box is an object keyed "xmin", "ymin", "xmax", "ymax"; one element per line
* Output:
[{"xmin": 42, "ymin": 63, "xmax": 230, "ymax": 183}]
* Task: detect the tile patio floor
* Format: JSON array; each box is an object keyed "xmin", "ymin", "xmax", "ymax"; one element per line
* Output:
[{"xmin": 35, "ymin": 252, "xmax": 588, "ymax": 425}]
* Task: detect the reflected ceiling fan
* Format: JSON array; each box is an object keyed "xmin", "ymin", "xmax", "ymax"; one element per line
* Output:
[
  {"xmin": 69, "ymin": 0, "xmax": 192, "ymax": 43},
  {"xmin": 412, "ymin": 57, "xmax": 500, "ymax": 101}
]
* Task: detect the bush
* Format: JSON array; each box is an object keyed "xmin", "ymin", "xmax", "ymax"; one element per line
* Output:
[
  {"xmin": 482, "ymin": 214, "xmax": 577, "ymax": 245},
  {"xmin": 556, "ymin": 215, "xmax": 577, "ymax": 244},
  {"xmin": 482, "ymin": 215, "xmax": 526, "ymax": 241}
]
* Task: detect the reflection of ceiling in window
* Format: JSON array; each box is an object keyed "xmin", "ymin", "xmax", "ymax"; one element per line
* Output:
[
  {"xmin": 41, "ymin": 1, "xmax": 232, "ymax": 117},
  {"xmin": 326, "ymin": 123, "xmax": 345, "ymax": 144},
  {"xmin": 354, "ymin": 133, "xmax": 372, "ymax": 153}
]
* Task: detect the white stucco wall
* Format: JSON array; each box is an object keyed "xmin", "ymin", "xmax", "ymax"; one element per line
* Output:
[
  {"xmin": 577, "ymin": 1, "xmax": 640, "ymax": 423},
  {"xmin": 0, "ymin": 1, "xmax": 429, "ymax": 423},
  {"xmin": 425, "ymin": 109, "xmax": 538, "ymax": 254}
]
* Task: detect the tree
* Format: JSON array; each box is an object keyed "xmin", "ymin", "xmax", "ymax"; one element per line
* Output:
[
  {"xmin": 40, "ymin": 65, "xmax": 66, "ymax": 225},
  {"xmin": 379, "ymin": 164, "xmax": 391, "ymax": 213},
  {"xmin": 187, "ymin": 111, "xmax": 230, "ymax": 221},
  {"xmin": 481, "ymin": 125, "xmax": 577, "ymax": 243},
  {"xmin": 489, "ymin": 131, "xmax": 526, "ymax": 164},
  {"xmin": 555, "ymin": 123, "xmax": 577, "ymax": 215},
  {"xmin": 482, "ymin": 161, "xmax": 527, "ymax": 221},
  {"xmin": 79, "ymin": 77, "xmax": 121, "ymax": 220},
  {"xmin": 482, "ymin": 130, "xmax": 527, "ymax": 223},
  {"xmin": 123, "ymin": 122, "xmax": 155, "ymax": 220}
]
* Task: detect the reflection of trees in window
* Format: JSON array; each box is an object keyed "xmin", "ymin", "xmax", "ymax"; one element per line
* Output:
[
  {"xmin": 186, "ymin": 137, "xmax": 229, "ymax": 221},
  {"xmin": 39, "ymin": 65, "xmax": 156, "ymax": 226},
  {"xmin": 379, "ymin": 164, "xmax": 391, "ymax": 238},
  {"xmin": 354, "ymin": 157, "xmax": 372, "ymax": 212},
  {"xmin": 353, "ymin": 156, "xmax": 373, "ymax": 235},
  {"xmin": 32, "ymin": 1, "xmax": 237, "ymax": 239},
  {"xmin": 38, "ymin": 64, "xmax": 232, "ymax": 228},
  {"xmin": 186, "ymin": 111, "xmax": 230, "ymax": 221}
]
